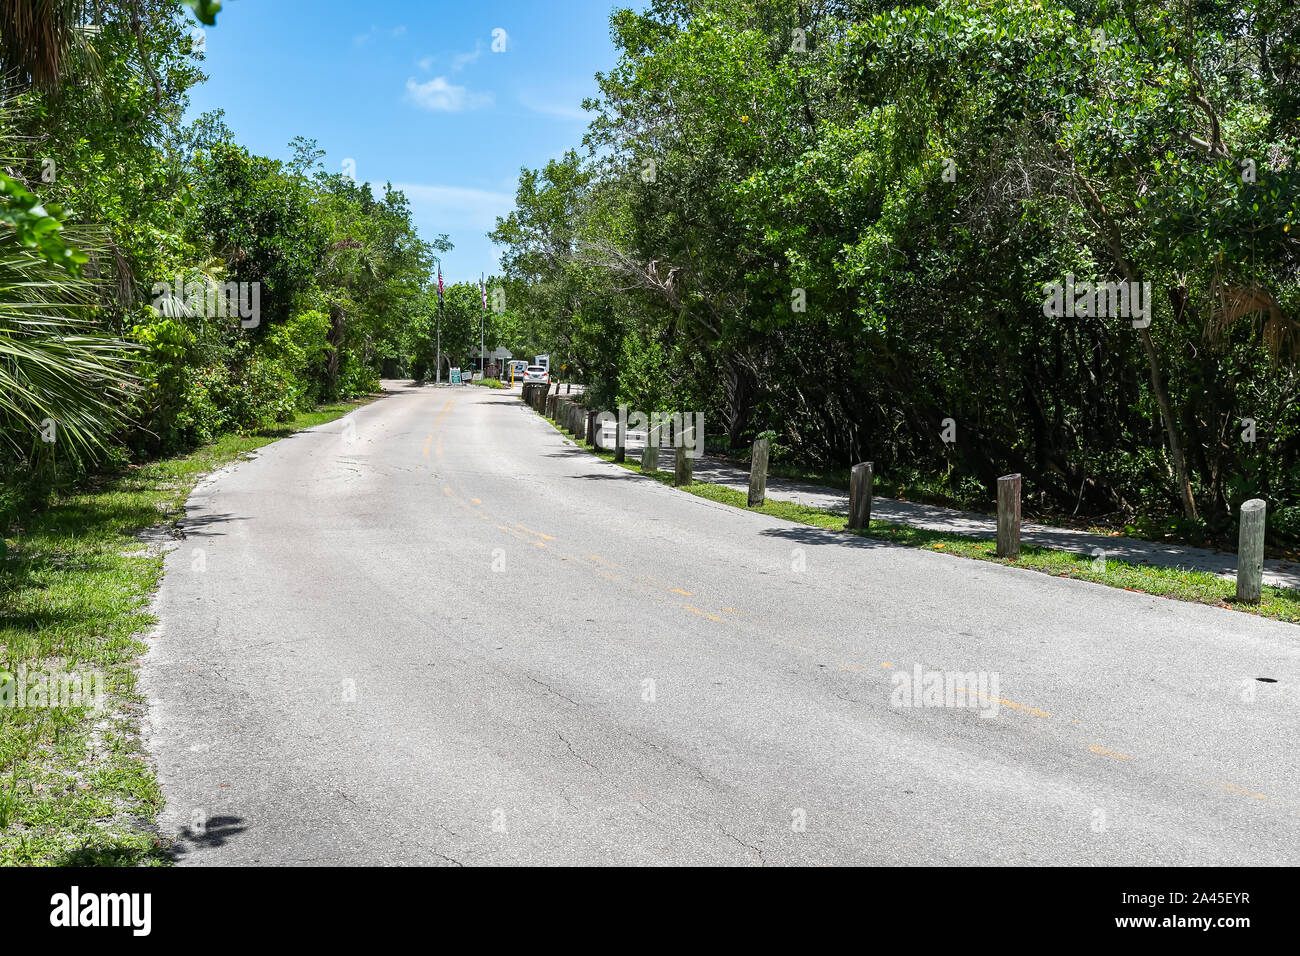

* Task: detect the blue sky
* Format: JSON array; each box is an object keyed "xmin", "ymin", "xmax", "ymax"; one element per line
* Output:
[{"xmin": 185, "ymin": 0, "xmax": 623, "ymax": 283}]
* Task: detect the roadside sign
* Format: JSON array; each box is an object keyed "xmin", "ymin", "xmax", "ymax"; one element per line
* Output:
[{"xmin": 450, "ymin": 367, "xmax": 462, "ymax": 385}]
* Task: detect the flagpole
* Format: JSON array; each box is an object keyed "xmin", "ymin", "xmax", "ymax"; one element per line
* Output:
[
  {"xmin": 479, "ymin": 272, "xmax": 486, "ymax": 380},
  {"xmin": 434, "ymin": 257, "xmax": 442, "ymax": 386}
]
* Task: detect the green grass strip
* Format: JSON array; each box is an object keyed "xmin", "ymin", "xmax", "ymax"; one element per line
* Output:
[
  {"xmin": 0, "ymin": 396, "xmax": 377, "ymax": 865},
  {"xmin": 539, "ymin": 404, "xmax": 1300, "ymax": 627}
]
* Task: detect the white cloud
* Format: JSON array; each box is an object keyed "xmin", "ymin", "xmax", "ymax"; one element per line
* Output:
[
  {"xmin": 451, "ymin": 41, "xmax": 483, "ymax": 72},
  {"xmin": 518, "ymin": 91, "xmax": 587, "ymax": 121},
  {"xmin": 417, "ymin": 54, "xmax": 435, "ymax": 71},
  {"xmin": 380, "ymin": 182, "xmax": 515, "ymax": 230},
  {"xmin": 404, "ymin": 76, "xmax": 493, "ymax": 112},
  {"xmin": 355, "ymin": 24, "xmax": 406, "ymax": 45}
]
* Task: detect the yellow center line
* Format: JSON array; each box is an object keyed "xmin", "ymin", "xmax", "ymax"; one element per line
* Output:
[
  {"xmin": 1210, "ymin": 780, "xmax": 1269, "ymax": 801},
  {"xmin": 1088, "ymin": 744, "xmax": 1131, "ymax": 760},
  {"xmin": 515, "ymin": 523, "xmax": 556, "ymax": 541},
  {"xmin": 423, "ymin": 398, "xmax": 455, "ymax": 459},
  {"xmin": 957, "ymin": 686, "xmax": 1052, "ymax": 719},
  {"xmin": 683, "ymin": 605, "xmax": 723, "ymax": 622}
]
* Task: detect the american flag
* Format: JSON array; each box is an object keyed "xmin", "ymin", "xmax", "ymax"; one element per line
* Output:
[
  {"xmin": 480, "ymin": 279, "xmax": 488, "ymax": 310},
  {"xmin": 436, "ymin": 267, "xmax": 443, "ymax": 307}
]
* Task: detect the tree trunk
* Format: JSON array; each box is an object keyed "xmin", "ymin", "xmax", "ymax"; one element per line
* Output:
[
  {"xmin": 326, "ymin": 304, "xmax": 345, "ymax": 396},
  {"xmin": 1138, "ymin": 327, "xmax": 1198, "ymax": 519}
]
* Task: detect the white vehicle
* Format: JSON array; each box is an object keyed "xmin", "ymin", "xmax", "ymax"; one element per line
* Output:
[
  {"xmin": 522, "ymin": 365, "xmax": 550, "ymax": 384},
  {"xmin": 534, "ymin": 354, "xmax": 550, "ymax": 373},
  {"xmin": 507, "ymin": 360, "xmax": 528, "ymax": 383}
]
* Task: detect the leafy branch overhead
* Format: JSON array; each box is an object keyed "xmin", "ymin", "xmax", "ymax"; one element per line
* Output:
[
  {"xmin": 183, "ymin": 0, "xmax": 222, "ymax": 26},
  {"xmin": 0, "ymin": 174, "xmax": 88, "ymax": 276},
  {"xmin": 492, "ymin": 0, "xmax": 1300, "ymax": 544}
]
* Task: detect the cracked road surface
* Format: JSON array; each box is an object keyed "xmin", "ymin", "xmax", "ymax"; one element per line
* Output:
[{"xmin": 144, "ymin": 382, "xmax": 1300, "ymax": 865}]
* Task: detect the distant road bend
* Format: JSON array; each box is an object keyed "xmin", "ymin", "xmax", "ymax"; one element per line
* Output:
[{"xmin": 144, "ymin": 382, "xmax": 1300, "ymax": 865}]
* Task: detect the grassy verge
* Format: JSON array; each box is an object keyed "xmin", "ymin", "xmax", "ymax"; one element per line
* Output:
[
  {"xmin": 544, "ymin": 409, "xmax": 1300, "ymax": 626},
  {"xmin": 0, "ymin": 395, "xmax": 378, "ymax": 865},
  {"xmin": 707, "ymin": 452, "xmax": 1299, "ymax": 560},
  {"xmin": 472, "ymin": 378, "xmax": 505, "ymax": 389}
]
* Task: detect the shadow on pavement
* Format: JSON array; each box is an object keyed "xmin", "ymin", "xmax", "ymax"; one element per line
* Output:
[{"xmin": 168, "ymin": 815, "xmax": 249, "ymax": 860}]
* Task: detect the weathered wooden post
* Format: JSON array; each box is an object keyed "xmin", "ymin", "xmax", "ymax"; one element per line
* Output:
[
  {"xmin": 1236, "ymin": 498, "xmax": 1266, "ymax": 603},
  {"xmin": 848, "ymin": 461, "xmax": 874, "ymax": 531},
  {"xmin": 748, "ymin": 437, "xmax": 770, "ymax": 507},
  {"xmin": 586, "ymin": 410, "xmax": 598, "ymax": 447},
  {"xmin": 674, "ymin": 444, "xmax": 693, "ymax": 486},
  {"xmin": 614, "ymin": 409, "xmax": 626, "ymax": 463},
  {"xmin": 996, "ymin": 473, "xmax": 1021, "ymax": 559}
]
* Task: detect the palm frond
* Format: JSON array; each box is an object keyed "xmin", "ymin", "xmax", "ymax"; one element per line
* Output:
[
  {"xmin": 0, "ymin": 231, "xmax": 138, "ymax": 462},
  {"xmin": 0, "ymin": 0, "xmax": 86, "ymax": 89}
]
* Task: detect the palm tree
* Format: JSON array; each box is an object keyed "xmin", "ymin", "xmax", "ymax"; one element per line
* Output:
[
  {"xmin": 0, "ymin": 225, "xmax": 136, "ymax": 463},
  {"xmin": 0, "ymin": 6, "xmax": 136, "ymax": 468},
  {"xmin": 0, "ymin": 0, "xmax": 86, "ymax": 89}
]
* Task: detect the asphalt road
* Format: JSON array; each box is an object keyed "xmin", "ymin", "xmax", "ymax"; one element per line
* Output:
[{"xmin": 143, "ymin": 382, "xmax": 1300, "ymax": 865}]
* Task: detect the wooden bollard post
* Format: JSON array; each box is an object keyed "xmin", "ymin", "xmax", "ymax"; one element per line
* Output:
[
  {"xmin": 674, "ymin": 445, "xmax": 693, "ymax": 486},
  {"xmin": 586, "ymin": 410, "xmax": 598, "ymax": 447},
  {"xmin": 614, "ymin": 410, "xmax": 626, "ymax": 463},
  {"xmin": 748, "ymin": 437, "xmax": 770, "ymax": 507},
  {"xmin": 848, "ymin": 461, "xmax": 874, "ymax": 530},
  {"xmin": 1236, "ymin": 498, "xmax": 1266, "ymax": 603},
  {"xmin": 996, "ymin": 473, "xmax": 1021, "ymax": 559}
]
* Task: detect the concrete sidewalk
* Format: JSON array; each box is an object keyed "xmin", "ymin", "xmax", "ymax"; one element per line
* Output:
[{"xmin": 685, "ymin": 457, "xmax": 1300, "ymax": 591}]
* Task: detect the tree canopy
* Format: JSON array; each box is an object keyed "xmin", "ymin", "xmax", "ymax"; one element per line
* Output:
[{"xmin": 492, "ymin": 0, "xmax": 1300, "ymax": 542}]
